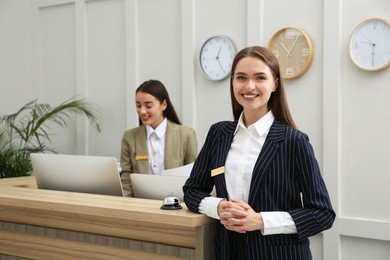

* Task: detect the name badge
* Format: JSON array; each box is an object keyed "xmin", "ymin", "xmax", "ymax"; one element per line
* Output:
[
  {"xmin": 211, "ymin": 166, "xmax": 224, "ymax": 177},
  {"xmin": 135, "ymin": 155, "xmax": 149, "ymax": 161}
]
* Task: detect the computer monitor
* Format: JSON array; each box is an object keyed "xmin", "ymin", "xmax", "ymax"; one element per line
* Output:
[{"xmin": 30, "ymin": 153, "xmax": 124, "ymax": 196}]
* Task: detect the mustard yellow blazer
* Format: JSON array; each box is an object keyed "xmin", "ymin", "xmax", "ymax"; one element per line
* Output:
[{"xmin": 120, "ymin": 120, "xmax": 198, "ymax": 197}]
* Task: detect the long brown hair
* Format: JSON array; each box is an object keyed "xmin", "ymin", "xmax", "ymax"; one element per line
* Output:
[
  {"xmin": 136, "ymin": 80, "xmax": 181, "ymax": 125},
  {"xmin": 230, "ymin": 46, "xmax": 297, "ymax": 129}
]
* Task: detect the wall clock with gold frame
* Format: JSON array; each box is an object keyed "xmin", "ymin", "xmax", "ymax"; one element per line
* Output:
[
  {"xmin": 268, "ymin": 27, "xmax": 314, "ymax": 79},
  {"xmin": 349, "ymin": 18, "xmax": 390, "ymax": 71}
]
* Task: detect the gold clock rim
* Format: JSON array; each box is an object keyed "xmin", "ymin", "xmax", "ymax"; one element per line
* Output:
[
  {"xmin": 199, "ymin": 35, "xmax": 237, "ymax": 81},
  {"xmin": 268, "ymin": 27, "xmax": 314, "ymax": 80},
  {"xmin": 348, "ymin": 17, "xmax": 390, "ymax": 72}
]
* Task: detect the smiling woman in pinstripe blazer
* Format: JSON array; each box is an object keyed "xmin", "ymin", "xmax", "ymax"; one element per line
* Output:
[{"xmin": 183, "ymin": 46, "xmax": 335, "ymax": 260}]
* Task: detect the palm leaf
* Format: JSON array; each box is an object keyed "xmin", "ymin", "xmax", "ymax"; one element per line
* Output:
[{"xmin": 0, "ymin": 97, "xmax": 101, "ymax": 178}]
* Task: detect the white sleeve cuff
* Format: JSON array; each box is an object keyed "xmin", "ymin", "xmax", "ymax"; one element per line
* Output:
[
  {"xmin": 199, "ymin": 196, "xmax": 224, "ymax": 220},
  {"xmin": 261, "ymin": 211, "xmax": 297, "ymax": 235}
]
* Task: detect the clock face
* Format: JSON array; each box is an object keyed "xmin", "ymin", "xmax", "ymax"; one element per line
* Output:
[
  {"xmin": 349, "ymin": 18, "xmax": 390, "ymax": 71},
  {"xmin": 268, "ymin": 27, "xmax": 314, "ymax": 79},
  {"xmin": 199, "ymin": 36, "xmax": 237, "ymax": 81}
]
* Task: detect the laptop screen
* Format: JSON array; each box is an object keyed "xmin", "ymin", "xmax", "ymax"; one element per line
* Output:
[
  {"xmin": 30, "ymin": 153, "xmax": 124, "ymax": 196},
  {"xmin": 130, "ymin": 174, "xmax": 189, "ymax": 201}
]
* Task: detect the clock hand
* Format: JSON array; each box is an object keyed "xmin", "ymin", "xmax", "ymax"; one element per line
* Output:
[
  {"xmin": 371, "ymin": 43, "xmax": 376, "ymax": 67},
  {"xmin": 360, "ymin": 39, "xmax": 377, "ymax": 67},
  {"xmin": 361, "ymin": 41, "xmax": 374, "ymax": 45},
  {"xmin": 215, "ymin": 46, "xmax": 226, "ymax": 72},
  {"xmin": 287, "ymin": 36, "xmax": 300, "ymax": 55},
  {"xmin": 215, "ymin": 46, "xmax": 222, "ymax": 60},
  {"xmin": 281, "ymin": 42, "xmax": 291, "ymax": 56},
  {"xmin": 217, "ymin": 46, "xmax": 222, "ymax": 57},
  {"xmin": 358, "ymin": 31, "xmax": 373, "ymax": 44},
  {"xmin": 216, "ymin": 56, "xmax": 226, "ymax": 73}
]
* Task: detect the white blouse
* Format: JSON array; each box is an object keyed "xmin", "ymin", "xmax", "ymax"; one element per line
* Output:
[{"xmin": 146, "ymin": 118, "xmax": 167, "ymax": 175}]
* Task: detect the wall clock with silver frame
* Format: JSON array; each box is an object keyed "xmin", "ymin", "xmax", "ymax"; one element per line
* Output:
[
  {"xmin": 349, "ymin": 18, "xmax": 390, "ymax": 71},
  {"xmin": 199, "ymin": 35, "xmax": 237, "ymax": 81}
]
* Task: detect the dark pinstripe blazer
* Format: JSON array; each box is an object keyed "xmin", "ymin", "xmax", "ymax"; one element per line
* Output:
[{"xmin": 183, "ymin": 120, "xmax": 335, "ymax": 260}]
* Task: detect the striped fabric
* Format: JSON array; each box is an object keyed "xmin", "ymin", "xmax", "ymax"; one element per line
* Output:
[{"xmin": 183, "ymin": 120, "xmax": 335, "ymax": 260}]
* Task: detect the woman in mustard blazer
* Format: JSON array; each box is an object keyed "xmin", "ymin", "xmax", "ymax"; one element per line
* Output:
[{"xmin": 120, "ymin": 80, "xmax": 198, "ymax": 197}]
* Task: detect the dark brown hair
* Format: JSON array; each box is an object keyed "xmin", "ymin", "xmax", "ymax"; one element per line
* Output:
[
  {"xmin": 229, "ymin": 46, "xmax": 297, "ymax": 129},
  {"xmin": 136, "ymin": 80, "xmax": 181, "ymax": 125}
]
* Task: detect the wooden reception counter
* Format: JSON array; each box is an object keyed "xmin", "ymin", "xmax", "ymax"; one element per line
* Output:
[{"xmin": 0, "ymin": 177, "xmax": 216, "ymax": 259}]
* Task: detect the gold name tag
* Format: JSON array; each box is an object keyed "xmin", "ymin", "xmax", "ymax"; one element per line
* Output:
[
  {"xmin": 135, "ymin": 155, "xmax": 149, "ymax": 161},
  {"xmin": 211, "ymin": 166, "xmax": 224, "ymax": 177}
]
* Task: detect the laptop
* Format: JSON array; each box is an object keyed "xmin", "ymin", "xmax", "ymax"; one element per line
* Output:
[
  {"xmin": 30, "ymin": 153, "xmax": 124, "ymax": 196},
  {"xmin": 130, "ymin": 163, "xmax": 193, "ymax": 201}
]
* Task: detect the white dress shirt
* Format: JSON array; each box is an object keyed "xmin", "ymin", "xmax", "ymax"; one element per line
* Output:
[
  {"xmin": 199, "ymin": 111, "xmax": 297, "ymax": 235},
  {"xmin": 146, "ymin": 118, "xmax": 167, "ymax": 175}
]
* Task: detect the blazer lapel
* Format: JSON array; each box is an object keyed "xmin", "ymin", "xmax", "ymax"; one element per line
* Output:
[
  {"xmin": 135, "ymin": 126, "xmax": 150, "ymax": 174},
  {"xmin": 248, "ymin": 121, "xmax": 285, "ymax": 203},
  {"xmin": 164, "ymin": 121, "xmax": 178, "ymax": 169},
  {"xmin": 212, "ymin": 122, "xmax": 236, "ymax": 199}
]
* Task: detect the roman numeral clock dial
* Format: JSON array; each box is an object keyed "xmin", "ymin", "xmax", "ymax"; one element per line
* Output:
[{"xmin": 268, "ymin": 27, "xmax": 314, "ymax": 79}]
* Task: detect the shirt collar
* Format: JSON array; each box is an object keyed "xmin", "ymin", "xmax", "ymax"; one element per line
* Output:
[
  {"xmin": 234, "ymin": 110, "xmax": 275, "ymax": 137},
  {"xmin": 146, "ymin": 117, "xmax": 167, "ymax": 139}
]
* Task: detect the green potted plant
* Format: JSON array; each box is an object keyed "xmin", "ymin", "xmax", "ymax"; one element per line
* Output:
[{"xmin": 0, "ymin": 98, "xmax": 101, "ymax": 178}]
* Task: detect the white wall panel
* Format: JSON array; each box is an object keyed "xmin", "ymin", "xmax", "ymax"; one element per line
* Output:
[
  {"xmin": 263, "ymin": 0, "xmax": 324, "ymax": 166},
  {"xmin": 40, "ymin": 4, "xmax": 76, "ymax": 104},
  {"xmin": 322, "ymin": 0, "xmax": 342, "ymax": 258},
  {"xmin": 38, "ymin": 3, "xmax": 78, "ymax": 154},
  {"xmin": 195, "ymin": 0, "xmax": 246, "ymax": 147},
  {"xmin": 341, "ymin": 236, "xmax": 390, "ymax": 260},
  {"xmin": 310, "ymin": 234, "xmax": 323, "ymax": 260},
  {"xmin": 341, "ymin": 0, "xmax": 390, "ymax": 221},
  {"xmin": 0, "ymin": 0, "xmax": 33, "ymax": 112},
  {"xmin": 137, "ymin": 0, "xmax": 182, "ymax": 120},
  {"xmin": 86, "ymin": 0, "xmax": 126, "ymax": 158}
]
